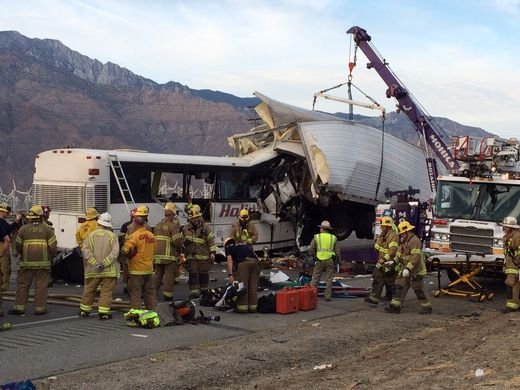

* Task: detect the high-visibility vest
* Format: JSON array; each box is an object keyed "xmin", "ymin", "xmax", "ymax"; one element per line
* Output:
[{"xmin": 314, "ymin": 232, "xmax": 336, "ymax": 261}]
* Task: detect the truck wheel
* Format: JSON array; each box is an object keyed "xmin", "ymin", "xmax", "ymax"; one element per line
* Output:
[{"xmin": 333, "ymin": 215, "xmax": 353, "ymax": 241}]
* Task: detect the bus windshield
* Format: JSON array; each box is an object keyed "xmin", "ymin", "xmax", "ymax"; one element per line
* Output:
[{"xmin": 435, "ymin": 180, "xmax": 520, "ymax": 222}]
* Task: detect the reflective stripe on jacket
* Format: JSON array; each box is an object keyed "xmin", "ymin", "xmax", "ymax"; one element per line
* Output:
[
  {"xmin": 16, "ymin": 222, "xmax": 57, "ymax": 269},
  {"xmin": 183, "ymin": 221, "xmax": 216, "ymax": 261},
  {"xmin": 504, "ymin": 230, "xmax": 520, "ymax": 275},
  {"xmin": 82, "ymin": 227, "xmax": 119, "ymax": 279},
  {"xmin": 153, "ymin": 218, "xmax": 182, "ymax": 264},
  {"xmin": 398, "ymin": 233, "xmax": 427, "ymax": 276},
  {"xmin": 313, "ymin": 232, "xmax": 337, "ymax": 261},
  {"xmin": 230, "ymin": 221, "xmax": 258, "ymax": 245}
]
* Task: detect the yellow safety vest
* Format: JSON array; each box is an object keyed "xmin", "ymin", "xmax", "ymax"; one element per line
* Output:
[{"xmin": 314, "ymin": 232, "xmax": 336, "ymax": 261}]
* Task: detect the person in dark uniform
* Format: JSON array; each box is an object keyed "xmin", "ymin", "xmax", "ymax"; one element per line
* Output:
[{"xmin": 224, "ymin": 237, "xmax": 259, "ymax": 313}]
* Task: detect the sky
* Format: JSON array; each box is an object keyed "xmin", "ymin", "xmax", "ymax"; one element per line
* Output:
[{"xmin": 1, "ymin": 0, "xmax": 519, "ymax": 138}]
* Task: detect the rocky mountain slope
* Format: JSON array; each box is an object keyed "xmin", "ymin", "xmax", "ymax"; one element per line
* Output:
[{"xmin": 0, "ymin": 30, "xmax": 493, "ymax": 191}]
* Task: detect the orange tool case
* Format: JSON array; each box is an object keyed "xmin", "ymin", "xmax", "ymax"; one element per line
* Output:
[
  {"xmin": 297, "ymin": 285, "xmax": 318, "ymax": 311},
  {"xmin": 276, "ymin": 287, "xmax": 299, "ymax": 314}
]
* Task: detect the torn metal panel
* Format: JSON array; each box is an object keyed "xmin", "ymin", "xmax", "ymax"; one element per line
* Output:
[
  {"xmin": 274, "ymin": 141, "xmax": 305, "ymax": 158},
  {"xmin": 297, "ymin": 120, "xmax": 432, "ymax": 204},
  {"xmin": 254, "ymin": 91, "xmax": 338, "ymax": 125}
]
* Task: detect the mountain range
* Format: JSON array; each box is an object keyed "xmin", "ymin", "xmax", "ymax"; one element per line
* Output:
[{"xmin": 0, "ymin": 30, "xmax": 491, "ymax": 191}]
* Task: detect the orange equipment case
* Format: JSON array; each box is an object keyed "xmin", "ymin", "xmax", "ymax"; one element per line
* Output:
[
  {"xmin": 276, "ymin": 287, "xmax": 299, "ymax": 314},
  {"xmin": 297, "ymin": 285, "xmax": 318, "ymax": 311}
]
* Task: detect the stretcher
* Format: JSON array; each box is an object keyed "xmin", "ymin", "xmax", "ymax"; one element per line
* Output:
[{"xmin": 430, "ymin": 257, "xmax": 494, "ymax": 302}]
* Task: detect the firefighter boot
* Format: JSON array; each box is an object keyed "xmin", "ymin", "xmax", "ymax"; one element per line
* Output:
[
  {"xmin": 414, "ymin": 288, "xmax": 433, "ymax": 315},
  {"xmin": 365, "ymin": 279, "xmax": 381, "ymax": 305},
  {"xmin": 384, "ymin": 305, "xmax": 400, "ymax": 314},
  {"xmin": 99, "ymin": 313, "xmax": 113, "ymax": 320}
]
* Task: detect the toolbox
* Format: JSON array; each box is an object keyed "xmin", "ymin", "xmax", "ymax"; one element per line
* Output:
[
  {"xmin": 276, "ymin": 287, "xmax": 299, "ymax": 314},
  {"xmin": 297, "ymin": 285, "xmax": 318, "ymax": 311}
]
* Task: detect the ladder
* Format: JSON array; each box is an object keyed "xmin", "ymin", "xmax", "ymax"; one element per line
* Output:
[{"xmin": 108, "ymin": 153, "xmax": 136, "ymax": 213}]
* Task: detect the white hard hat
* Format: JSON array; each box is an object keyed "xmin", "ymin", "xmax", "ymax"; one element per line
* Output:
[
  {"xmin": 502, "ymin": 216, "xmax": 520, "ymax": 229},
  {"xmin": 98, "ymin": 212, "xmax": 113, "ymax": 228}
]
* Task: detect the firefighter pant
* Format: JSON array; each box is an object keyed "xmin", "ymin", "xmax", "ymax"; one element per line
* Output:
[
  {"xmin": 80, "ymin": 277, "xmax": 117, "ymax": 314},
  {"xmin": 128, "ymin": 274, "xmax": 156, "ymax": 310},
  {"xmin": 185, "ymin": 260, "xmax": 212, "ymax": 295},
  {"xmin": 310, "ymin": 259, "xmax": 334, "ymax": 300},
  {"xmin": 235, "ymin": 259, "xmax": 259, "ymax": 313},
  {"xmin": 154, "ymin": 262, "xmax": 178, "ymax": 299},
  {"xmin": 119, "ymin": 258, "xmax": 129, "ymax": 290},
  {"xmin": 504, "ymin": 273, "xmax": 520, "ymax": 310},
  {"xmin": 14, "ymin": 268, "xmax": 50, "ymax": 314},
  {"xmin": 0, "ymin": 251, "xmax": 10, "ymax": 290},
  {"xmin": 368, "ymin": 266, "xmax": 396, "ymax": 302},
  {"xmin": 390, "ymin": 275, "xmax": 431, "ymax": 311}
]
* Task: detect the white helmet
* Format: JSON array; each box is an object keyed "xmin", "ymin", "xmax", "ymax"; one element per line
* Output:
[
  {"xmin": 98, "ymin": 212, "xmax": 113, "ymax": 228},
  {"xmin": 502, "ymin": 216, "xmax": 520, "ymax": 229}
]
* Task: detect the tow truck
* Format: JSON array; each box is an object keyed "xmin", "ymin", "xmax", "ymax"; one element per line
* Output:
[{"xmin": 347, "ymin": 26, "xmax": 520, "ymax": 298}]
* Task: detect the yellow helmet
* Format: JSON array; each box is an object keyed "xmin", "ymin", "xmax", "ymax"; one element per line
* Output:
[
  {"xmin": 380, "ymin": 216, "xmax": 394, "ymax": 227},
  {"xmin": 0, "ymin": 203, "xmax": 9, "ymax": 213},
  {"xmin": 398, "ymin": 221, "xmax": 415, "ymax": 235},
  {"xmin": 85, "ymin": 207, "xmax": 99, "ymax": 220},
  {"xmin": 164, "ymin": 202, "xmax": 177, "ymax": 215},
  {"xmin": 27, "ymin": 205, "xmax": 44, "ymax": 219},
  {"xmin": 224, "ymin": 237, "xmax": 236, "ymax": 247},
  {"xmin": 188, "ymin": 204, "xmax": 202, "ymax": 219},
  {"xmin": 239, "ymin": 209, "xmax": 249, "ymax": 221},
  {"xmin": 134, "ymin": 205, "xmax": 149, "ymax": 217}
]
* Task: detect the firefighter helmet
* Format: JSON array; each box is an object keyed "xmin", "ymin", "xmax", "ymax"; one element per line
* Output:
[
  {"xmin": 98, "ymin": 212, "xmax": 113, "ymax": 228},
  {"xmin": 502, "ymin": 216, "xmax": 520, "ymax": 229},
  {"xmin": 188, "ymin": 204, "xmax": 202, "ymax": 219},
  {"xmin": 239, "ymin": 209, "xmax": 249, "ymax": 221},
  {"xmin": 0, "ymin": 203, "xmax": 9, "ymax": 213},
  {"xmin": 380, "ymin": 216, "xmax": 394, "ymax": 227},
  {"xmin": 224, "ymin": 237, "xmax": 236, "ymax": 247},
  {"xmin": 164, "ymin": 202, "xmax": 177, "ymax": 215},
  {"xmin": 85, "ymin": 207, "xmax": 99, "ymax": 220},
  {"xmin": 134, "ymin": 205, "xmax": 149, "ymax": 217},
  {"xmin": 397, "ymin": 221, "xmax": 415, "ymax": 234},
  {"xmin": 27, "ymin": 205, "xmax": 44, "ymax": 219}
]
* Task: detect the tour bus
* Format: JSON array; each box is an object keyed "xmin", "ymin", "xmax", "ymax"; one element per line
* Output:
[{"xmin": 32, "ymin": 148, "xmax": 296, "ymax": 259}]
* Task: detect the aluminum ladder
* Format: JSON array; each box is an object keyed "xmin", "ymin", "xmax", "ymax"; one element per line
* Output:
[{"xmin": 108, "ymin": 153, "xmax": 136, "ymax": 212}]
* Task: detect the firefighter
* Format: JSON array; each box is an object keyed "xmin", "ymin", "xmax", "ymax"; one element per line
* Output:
[
  {"xmin": 365, "ymin": 216, "xmax": 399, "ymax": 305},
  {"xmin": 501, "ymin": 216, "xmax": 520, "ymax": 313},
  {"xmin": 153, "ymin": 202, "xmax": 183, "ymax": 301},
  {"xmin": 0, "ymin": 203, "xmax": 12, "ymax": 292},
  {"xmin": 120, "ymin": 205, "xmax": 157, "ymax": 310},
  {"xmin": 225, "ymin": 237, "xmax": 259, "ymax": 313},
  {"xmin": 309, "ymin": 221, "xmax": 341, "ymax": 301},
  {"xmin": 118, "ymin": 207, "xmax": 137, "ymax": 294},
  {"xmin": 79, "ymin": 212, "xmax": 119, "ymax": 320},
  {"xmin": 75, "ymin": 207, "xmax": 99, "ymax": 248},
  {"xmin": 385, "ymin": 220, "xmax": 432, "ymax": 314},
  {"xmin": 183, "ymin": 204, "xmax": 217, "ymax": 299},
  {"xmin": 9, "ymin": 205, "xmax": 57, "ymax": 315},
  {"xmin": 229, "ymin": 209, "xmax": 258, "ymax": 246}
]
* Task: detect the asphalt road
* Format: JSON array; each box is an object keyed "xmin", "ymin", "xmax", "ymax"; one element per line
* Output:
[{"xmin": 0, "ymin": 262, "xmax": 507, "ymax": 385}]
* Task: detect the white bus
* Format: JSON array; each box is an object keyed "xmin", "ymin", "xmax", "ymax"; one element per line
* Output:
[{"xmin": 32, "ymin": 148, "xmax": 297, "ymax": 259}]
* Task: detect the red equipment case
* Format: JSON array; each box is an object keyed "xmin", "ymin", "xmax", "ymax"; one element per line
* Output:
[
  {"xmin": 276, "ymin": 287, "xmax": 299, "ymax": 314},
  {"xmin": 298, "ymin": 285, "xmax": 318, "ymax": 311}
]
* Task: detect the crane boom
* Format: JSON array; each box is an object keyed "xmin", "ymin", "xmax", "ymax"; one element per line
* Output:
[{"xmin": 347, "ymin": 26, "xmax": 459, "ymax": 193}]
